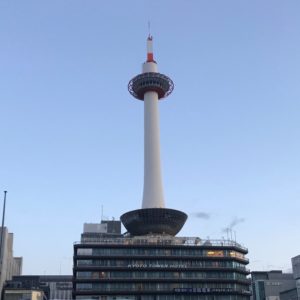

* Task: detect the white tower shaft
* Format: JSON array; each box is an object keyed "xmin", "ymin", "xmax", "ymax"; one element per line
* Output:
[
  {"xmin": 141, "ymin": 38, "xmax": 165, "ymax": 209},
  {"xmin": 142, "ymin": 90, "xmax": 165, "ymax": 208}
]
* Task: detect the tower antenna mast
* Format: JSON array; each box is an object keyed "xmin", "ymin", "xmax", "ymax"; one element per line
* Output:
[{"xmin": 148, "ymin": 21, "xmax": 151, "ymax": 37}]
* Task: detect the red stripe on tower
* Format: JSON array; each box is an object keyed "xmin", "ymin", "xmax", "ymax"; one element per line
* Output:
[{"xmin": 147, "ymin": 53, "xmax": 154, "ymax": 62}]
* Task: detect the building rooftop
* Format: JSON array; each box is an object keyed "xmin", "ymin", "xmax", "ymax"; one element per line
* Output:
[{"xmin": 75, "ymin": 235, "xmax": 247, "ymax": 251}]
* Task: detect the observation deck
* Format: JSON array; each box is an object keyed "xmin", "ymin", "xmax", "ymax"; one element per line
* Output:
[{"xmin": 128, "ymin": 72, "xmax": 174, "ymax": 100}]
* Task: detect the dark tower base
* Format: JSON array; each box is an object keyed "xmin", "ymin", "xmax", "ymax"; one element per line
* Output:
[{"xmin": 120, "ymin": 208, "xmax": 187, "ymax": 236}]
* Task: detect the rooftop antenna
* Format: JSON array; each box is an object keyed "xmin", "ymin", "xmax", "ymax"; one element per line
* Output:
[
  {"xmin": 148, "ymin": 21, "xmax": 151, "ymax": 38},
  {"xmin": 225, "ymin": 228, "xmax": 229, "ymax": 240},
  {"xmin": 101, "ymin": 205, "xmax": 104, "ymax": 221}
]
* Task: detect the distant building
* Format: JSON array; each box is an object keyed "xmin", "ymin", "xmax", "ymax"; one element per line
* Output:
[
  {"xmin": 3, "ymin": 289, "xmax": 44, "ymax": 300},
  {"xmin": 281, "ymin": 255, "xmax": 300, "ymax": 300},
  {"xmin": 4, "ymin": 275, "xmax": 50, "ymax": 299},
  {"xmin": 40, "ymin": 275, "xmax": 72, "ymax": 300},
  {"xmin": 4, "ymin": 275, "xmax": 72, "ymax": 300},
  {"xmin": 0, "ymin": 227, "xmax": 22, "ymax": 296},
  {"xmin": 81, "ymin": 220, "xmax": 122, "ymax": 243},
  {"xmin": 292, "ymin": 255, "xmax": 300, "ymax": 280},
  {"xmin": 251, "ymin": 270, "xmax": 296, "ymax": 300},
  {"xmin": 280, "ymin": 287, "xmax": 299, "ymax": 300},
  {"xmin": 292, "ymin": 255, "xmax": 300, "ymax": 299},
  {"xmin": 251, "ymin": 255, "xmax": 300, "ymax": 299}
]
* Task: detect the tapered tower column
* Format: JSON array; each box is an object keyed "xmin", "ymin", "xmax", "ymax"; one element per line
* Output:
[
  {"xmin": 143, "ymin": 90, "xmax": 164, "ymax": 208},
  {"xmin": 142, "ymin": 39, "xmax": 165, "ymax": 208},
  {"xmin": 121, "ymin": 36, "xmax": 187, "ymax": 236}
]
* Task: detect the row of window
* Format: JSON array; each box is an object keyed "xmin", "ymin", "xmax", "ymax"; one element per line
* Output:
[
  {"xmin": 76, "ymin": 271, "xmax": 247, "ymax": 280},
  {"xmin": 75, "ymin": 282, "xmax": 248, "ymax": 292},
  {"xmin": 76, "ymin": 259, "xmax": 247, "ymax": 270},
  {"xmin": 136, "ymin": 79, "xmax": 167, "ymax": 89},
  {"xmin": 76, "ymin": 248, "xmax": 245, "ymax": 260},
  {"xmin": 133, "ymin": 73, "xmax": 169, "ymax": 91},
  {"xmin": 75, "ymin": 295, "xmax": 250, "ymax": 300}
]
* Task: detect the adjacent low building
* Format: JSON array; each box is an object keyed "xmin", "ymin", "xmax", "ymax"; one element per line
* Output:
[
  {"xmin": 3, "ymin": 289, "xmax": 44, "ymax": 300},
  {"xmin": 41, "ymin": 275, "xmax": 72, "ymax": 300},
  {"xmin": 251, "ymin": 256, "xmax": 300, "ymax": 300},
  {"xmin": 251, "ymin": 270, "xmax": 295, "ymax": 300},
  {"xmin": 4, "ymin": 275, "xmax": 72, "ymax": 300},
  {"xmin": 292, "ymin": 255, "xmax": 300, "ymax": 299},
  {"xmin": 280, "ymin": 287, "xmax": 299, "ymax": 300}
]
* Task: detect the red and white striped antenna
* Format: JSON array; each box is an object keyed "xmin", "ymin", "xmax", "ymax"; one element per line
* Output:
[{"xmin": 146, "ymin": 22, "xmax": 154, "ymax": 62}]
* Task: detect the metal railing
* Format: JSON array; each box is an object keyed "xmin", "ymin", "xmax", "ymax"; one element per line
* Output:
[{"xmin": 74, "ymin": 236, "xmax": 247, "ymax": 251}]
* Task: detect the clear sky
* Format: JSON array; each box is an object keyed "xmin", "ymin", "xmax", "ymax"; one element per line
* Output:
[{"xmin": 0, "ymin": 0, "xmax": 299, "ymax": 275}]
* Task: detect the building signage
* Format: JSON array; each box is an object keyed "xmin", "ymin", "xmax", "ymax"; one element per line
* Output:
[
  {"xmin": 128, "ymin": 263, "xmax": 188, "ymax": 268},
  {"xmin": 174, "ymin": 288, "xmax": 233, "ymax": 293}
]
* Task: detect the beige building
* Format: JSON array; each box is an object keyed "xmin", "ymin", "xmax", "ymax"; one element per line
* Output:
[{"xmin": 0, "ymin": 227, "xmax": 22, "ymax": 296}]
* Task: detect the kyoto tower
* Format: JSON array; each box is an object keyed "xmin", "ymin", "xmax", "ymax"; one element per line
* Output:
[{"xmin": 121, "ymin": 36, "xmax": 187, "ymax": 236}]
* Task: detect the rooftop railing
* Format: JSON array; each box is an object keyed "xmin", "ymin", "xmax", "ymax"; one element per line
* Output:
[{"xmin": 74, "ymin": 236, "xmax": 247, "ymax": 251}]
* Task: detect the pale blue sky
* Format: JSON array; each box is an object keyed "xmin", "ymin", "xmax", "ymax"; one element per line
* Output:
[{"xmin": 0, "ymin": 0, "xmax": 299, "ymax": 275}]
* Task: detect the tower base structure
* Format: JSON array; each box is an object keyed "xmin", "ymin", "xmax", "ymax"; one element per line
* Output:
[{"xmin": 120, "ymin": 208, "xmax": 187, "ymax": 236}]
